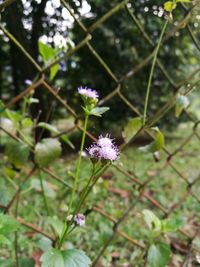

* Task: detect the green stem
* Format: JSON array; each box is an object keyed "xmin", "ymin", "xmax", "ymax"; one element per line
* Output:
[
  {"xmin": 39, "ymin": 169, "xmax": 50, "ymax": 215},
  {"xmin": 58, "ymin": 114, "xmax": 89, "ymax": 249},
  {"xmin": 72, "ymin": 164, "xmax": 100, "ymax": 216},
  {"xmin": 143, "ymin": 20, "xmax": 168, "ymax": 126},
  {"xmin": 75, "ymin": 163, "xmax": 109, "ymax": 214}
]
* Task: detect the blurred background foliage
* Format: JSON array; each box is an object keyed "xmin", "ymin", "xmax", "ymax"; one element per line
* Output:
[{"xmin": 0, "ymin": 0, "xmax": 200, "ymax": 130}]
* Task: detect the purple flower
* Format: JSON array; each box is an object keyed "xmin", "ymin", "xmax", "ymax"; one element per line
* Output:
[
  {"xmin": 74, "ymin": 214, "xmax": 86, "ymax": 226},
  {"xmin": 99, "ymin": 146, "xmax": 119, "ymax": 161},
  {"xmin": 87, "ymin": 134, "xmax": 119, "ymax": 162},
  {"xmin": 97, "ymin": 134, "xmax": 113, "ymax": 148},
  {"xmin": 88, "ymin": 145, "xmax": 100, "ymax": 158},
  {"xmin": 78, "ymin": 86, "xmax": 99, "ymax": 100}
]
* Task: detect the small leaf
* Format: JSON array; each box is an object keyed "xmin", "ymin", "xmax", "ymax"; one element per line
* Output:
[
  {"xmin": 175, "ymin": 94, "xmax": 189, "ymax": 118},
  {"xmin": 34, "ymin": 138, "xmax": 62, "ymax": 167},
  {"xmin": 0, "ymin": 118, "xmax": 16, "ymax": 136},
  {"xmin": 38, "ymin": 41, "xmax": 56, "ymax": 62},
  {"xmin": 22, "ymin": 118, "xmax": 33, "ymax": 128},
  {"xmin": 122, "ymin": 117, "xmax": 142, "ymax": 143},
  {"xmin": 5, "ymin": 140, "xmax": 30, "ymax": 168},
  {"xmin": 147, "ymin": 243, "xmax": 171, "ymax": 267},
  {"xmin": 139, "ymin": 127, "xmax": 165, "ymax": 153},
  {"xmin": 38, "ymin": 41, "xmax": 59, "ymax": 81},
  {"xmin": 161, "ymin": 217, "xmax": 183, "ymax": 233},
  {"xmin": 60, "ymin": 134, "xmax": 75, "ymax": 150},
  {"xmin": 50, "ymin": 64, "xmax": 59, "ymax": 81},
  {"xmin": 47, "ymin": 217, "xmax": 64, "ymax": 238},
  {"xmin": 90, "ymin": 107, "xmax": 110, "ymax": 117},
  {"xmin": 41, "ymin": 249, "xmax": 91, "ymax": 267},
  {"xmin": 142, "ymin": 210, "xmax": 161, "ymax": 232},
  {"xmin": 0, "ymin": 213, "xmax": 20, "ymax": 235},
  {"xmin": 37, "ymin": 123, "xmax": 59, "ymax": 135},
  {"xmin": 164, "ymin": 1, "xmax": 177, "ymax": 12},
  {"xmin": 0, "ymin": 234, "xmax": 10, "ymax": 245}
]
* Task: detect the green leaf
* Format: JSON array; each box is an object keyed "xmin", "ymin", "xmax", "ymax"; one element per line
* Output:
[
  {"xmin": 161, "ymin": 217, "xmax": 183, "ymax": 233},
  {"xmin": 139, "ymin": 127, "xmax": 165, "ymax": 153},
  {"xmin": 122, "ymin": 117, "xmax": 142, "ymax": 143},
  {"xmin": 0, "ymin": 118, "xmax": 16, "ymax": 136},
  {"xmin": 38, "ymin": 41, "xmax": 59, "ymax": 80},
  {"xmin": 34, "ymin": 138, "xmax": 62, "ymax": 167},
  {"xmin": 41, "ymin": 249, "xmax": 64, "ymax": 267},
  {"xmin": 41, "ymin": 249, "xmax": 91, "ymax": 267},
  {"xmin": 22, "ymin": 118, "xmax": 33, "ymax": 128},
  {"xmin": 142, "ymin": 210, "xmax": 161, "ymax": 232},
  {"xmin": 90, "ymin": 107, "xmax": 110, "ymax": 117},
  {"xmin": 60, "ymin": 134, "xmax": 75, "ymax": 150},
  {"xmin": 147, "ymin": 243, "xmax": 171, "ymax": 267},
  {"xmin": 38, "ymin": 236, "xmax": 52, "ymax": 252},
  {"xmin": 175, "ymin": 94, "xmax": 189, "ymax": 118},
  {"xmin": 47, "ymin": 217, "xmax": 64, "ymax": 237},
  {"xmin": 50, "ymin": 64, "xmax": 59, "ymax": 81},
  {"xmin": 0, "ymin": 213, "xmax": 20, "ymax": 235},
  {"xmin": 164, "ymin": 1, "xmax": 177, "ymax": 12},
  {"xmin": 38, "ymin": 41, "xmax": 56, "ymax": 62},
  {"xmin": 5, "ymin": 140, "xmax": 30, "ymax": 168},
  {"xmin": 0, "ymin": 234, "xmax": 10, "ymax": 245},
  {"xmin": 177, "ymin": 0, "xmax": 192, "ymax": 2},
  {"xmin": 37, "ymin": 122, "xmax": 59, "ymax": 135}
]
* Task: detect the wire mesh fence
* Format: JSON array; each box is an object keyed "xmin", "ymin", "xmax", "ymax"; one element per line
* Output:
[{"xmin": 0, "ymin": 0, "xmax": 200, "ymax": 266}]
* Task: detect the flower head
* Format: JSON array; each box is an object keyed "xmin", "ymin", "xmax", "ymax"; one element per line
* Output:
[
  {"xmin": 74, "ymin": 214, "xmax": 86, "ymax": 226},
  {"xmin": 97, "ymin": 134, "xmax": 113, "ymax": 148},
  {"xmin": 78, "ymin": 86, "xmax": 99, "ymax": 100},
  {"xmin": 99, "ymin": 145, "xmax": 119, "ymax": 161},
  {"xmin": 87, "ymin": 134, "xmax": 119, "ymax": 163}
]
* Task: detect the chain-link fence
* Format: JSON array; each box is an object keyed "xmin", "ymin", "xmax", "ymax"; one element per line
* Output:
[{"xmin": 0, "ymin": 0, "xmax": 200, "ymax": 266}]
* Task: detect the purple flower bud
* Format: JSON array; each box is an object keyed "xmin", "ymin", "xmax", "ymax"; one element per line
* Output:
[
  {"xmin": 78, "ymin": 86, "xmax": 99, "ymax": 100},
  {"xmin": 88, "ymin": 145, "xmax": 100, "ymax": 158},
  {"xmin": 25, "ymin": 79, "xmax": 32, "ymax": 85},
  {"xmin": 74, "ymin": 214, "xmax": 86, "ymax": 226}
]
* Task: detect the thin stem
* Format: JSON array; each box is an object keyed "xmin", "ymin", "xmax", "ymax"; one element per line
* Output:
[
  {"xmin": 58, "ymin": 114, "xmax": 89, "ymax": 249},
  {"xmin": 143, "ymin": 19, "xmax": 168, "ymax": 126},
  {"xmin": 73, "ymin": 164, "xmax": 96, "ymax": 215},
  {"xmin": 72, "ymin": 164, "xmax": 105, "ymax": 216},
  {"xmin": 60, "ymin": 164, "xmax": 108, "ymax": 240},
  {"xmin": 75, "ymin": 164, "xmax": 109, "ymax": 214},
  {"xmin": 39, "ymin": 169, "xmax": 50, "ymax": 215},
  {"xmin": 14, "ymin": 195, "xmax": 20, "ymax": 267}
]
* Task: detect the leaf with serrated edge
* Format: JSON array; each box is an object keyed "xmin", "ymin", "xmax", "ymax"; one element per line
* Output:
[{"xmin": 41, "ymin": 249, "xmax": 91, "ymax": 267}]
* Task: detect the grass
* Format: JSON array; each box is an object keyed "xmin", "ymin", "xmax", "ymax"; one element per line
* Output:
[{"xmin": 0, "ymin": 121, "xmax": 200, "ymax": 266}]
